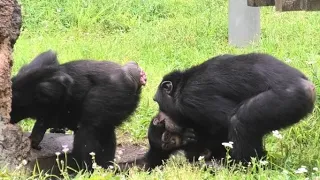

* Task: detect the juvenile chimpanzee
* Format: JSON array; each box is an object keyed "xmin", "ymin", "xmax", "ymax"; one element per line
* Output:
[
  {"xmin": 142, "ymin": 111, "xmax": 228, "ymax": 170},
  {"xmin": 10, "ymin": 50, "xmax": 147, "ymax": 170},
  {"xmin": 153, "ymin": 53, "xmax": 316, "ymax": 164}
]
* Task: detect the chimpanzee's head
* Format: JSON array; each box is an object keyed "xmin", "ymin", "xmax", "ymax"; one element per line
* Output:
[
  {"xmin": 122, "ymin": 61, "xmax": 147, "ymax": 91},
  {"xmin": 10, "ymin": 51, "xmax": 73, "ymax": 124},
  {"xmin": 153, "ymin": 71, "xmax": 183, "ymax": 119}
]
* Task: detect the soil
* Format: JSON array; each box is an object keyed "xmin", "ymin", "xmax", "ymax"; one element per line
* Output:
[{"xmin": 115, "ymin": 143, "xmax": 148, "ymax": 164}]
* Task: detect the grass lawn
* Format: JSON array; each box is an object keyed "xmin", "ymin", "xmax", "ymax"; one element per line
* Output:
[{"xmin": 4, "ymin": 0, "xmax": 320, "ymax": 179}]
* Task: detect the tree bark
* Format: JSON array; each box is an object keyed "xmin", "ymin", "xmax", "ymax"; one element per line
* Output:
[{"xmin": 0, "ymin": 0, "xmax": 31, "ymax": 170}]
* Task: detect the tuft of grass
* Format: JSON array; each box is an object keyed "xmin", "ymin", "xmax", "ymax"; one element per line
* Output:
[{"xmin": 8, "ymin": 0, "xmax": 320, "ymax": 179}]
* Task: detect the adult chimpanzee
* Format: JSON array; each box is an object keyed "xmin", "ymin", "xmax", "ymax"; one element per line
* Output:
[
  {"xmin": 142, "ymin": 111, "xmax": 228, "ymax": 170},
  {"xmin": 153, "ymin": 53, "xmax": 316, "ymax": 164},
  {"xmin": 10, "ymin": 50, "xmax": 147, "ymax": 170}
]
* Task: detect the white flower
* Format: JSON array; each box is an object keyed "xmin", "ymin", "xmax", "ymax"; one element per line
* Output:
[
  {"xmin": 222, "ymin": 142, "xmax": 233, "ymax": 148},
  {"xmin": 259, "ymin": 160, "xmax": 268, "ymax": 165},
  {"xmin": 62, "ymin": 147, "xmax": 69, "ymax": 153},
  {"xmin": 89, "ymin": 152, "xmax": 96, "ymax": 156},
  {"xmin": 295, "ymin": 166, "xmax": 308, "ymax": 174},
  {"xmin": 55, "ymin": 152, "xmax": 61, "ymax": 156},
  {"xmin": 272, "ymin": 130, "xmax": 283, "ymax": 139},
  {"xmin": 22, "ymin": 159, "xmax": 28, "ymax": 165},
  {"xmin": 307, "ymin": 61, "xmax": 316, "ymax": 65},
  {"xmin": 92, "ymin": 162, "xmax": 97, "ymax": 169},
  {"xmin": 198, "ymin": 156, "xmax": 204, "ymax": 161},
  {"xmin": 108, "ymin": 165, "xmax": 114, "ymax": 169},
  {"xmin": 313, "ymin": 167, "xmax": 318, "ymax": 171},
  {"xmin": 285, "ymin": 59, "xmax": 292, "ymax": 63}
]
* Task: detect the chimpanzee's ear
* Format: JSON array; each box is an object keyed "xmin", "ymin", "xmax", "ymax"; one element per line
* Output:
[
  {"xmin": 35, "ymin": 73, "xmax": 73, "ymax": 103},
  {"xmin": 161, "ymin": 81, "xmax": 173, "ymax": 94}
]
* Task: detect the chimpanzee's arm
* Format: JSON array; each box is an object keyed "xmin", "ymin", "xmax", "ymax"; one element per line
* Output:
[
  {"xmin": 144, "ymin": 147, "xmax": 173, "ymax": 170},
  {"xmin": 29, "ymin": 120, "xmax": 48, "ymax": 150}
]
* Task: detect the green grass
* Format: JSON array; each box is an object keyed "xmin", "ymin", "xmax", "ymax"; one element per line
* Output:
[{"xmin": 6, "ymin": 0, "xmax": 320, "ymax": 179}]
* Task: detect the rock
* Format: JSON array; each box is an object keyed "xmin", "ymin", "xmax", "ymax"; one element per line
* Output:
[{"xmin": 25, "ymin": 132, "xmax": 148, "ymax": 175}]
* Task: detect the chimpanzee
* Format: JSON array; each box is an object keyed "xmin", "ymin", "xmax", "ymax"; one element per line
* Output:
[
  {"xmin": 142, "ymin": 111, "xmax": 228, "ymax": 170},
  {"xmin": 10, "ymin": 50, "xmax": 147, "ymax": 170},
  {"xmin": 153, "ymin": 53, "xmax": 316, "ymax": 164}
]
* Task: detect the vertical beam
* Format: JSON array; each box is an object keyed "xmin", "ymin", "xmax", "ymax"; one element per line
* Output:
[{"xmin": 228, "ymin": 0, "xmax": 261, "ymax": 47}]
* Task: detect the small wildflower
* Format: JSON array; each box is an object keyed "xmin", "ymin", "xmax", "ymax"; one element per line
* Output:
[
  {"xmin": 108, "ymin": 165, "xmax": 114, "ymax": 169},
  {"xmin": 62, "ymin": 145, "xmax": 69, "ymax": 153},
  {"xmin": 285, "ymin": 59, "xmax": 292, "ymax": 63},
  {"xmin": 92, "ymin": 162, "xmax": 97, "ymax": 169},
  {"xmin": 62, "ymin": 147, "xmax": 69, "ymax": 153},
  {"xmin": 307, "ymin": 61, "xmax": 316, "ymax": 65},
  {"xmin": 55, "ymin": 152, "xmax": 61, "ymax": 156},
  {"xmin": 89, "ymin": 152, "xmax": 96, "ymax": 156},
  {"xmin": 198, "ymin": 156, "xmax": 205, "ymax": 161},
  {"xmin": 259, "ymin": 160, "xmax": 268, "ymax": 165},
  {"xmin": 272, "ymin": 130, "xmax": 283, "ymax": 139},
  {"xmin": 222, "ymin": 142, "xmax": 233, "ymax": 148},
  {"xmin": 22, "ymin": 159, "xmax": 28, "ymax": 165},
  {"xmin": 313, "ymin": 167, "xmax": 318, "ymax": 171},
  {"xmin": 295, "ymin": 166, "xmax": 308, "ymax": 174}
]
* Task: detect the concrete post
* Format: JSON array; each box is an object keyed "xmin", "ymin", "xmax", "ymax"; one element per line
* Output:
[{"xmin": 228, "ymin": 0, "xmax": 261, "ymax": 47}]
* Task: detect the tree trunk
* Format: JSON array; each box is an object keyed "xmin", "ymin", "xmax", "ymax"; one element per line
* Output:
[{"xmin": 0, "ymin": 0, "xmax": 31, "ymax": 170}]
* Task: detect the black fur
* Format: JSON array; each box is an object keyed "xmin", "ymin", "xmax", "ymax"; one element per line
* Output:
[
  {"xmin": 143, "ymin": 111, "xmax": 228, "ymax": 169},
  {"xmin": 10, "ymin": 50, "xmax": 145, "ymax": 170},
  {"xmin": 153, "ymin": 53, "xmax": 316, "ymax": 164}
]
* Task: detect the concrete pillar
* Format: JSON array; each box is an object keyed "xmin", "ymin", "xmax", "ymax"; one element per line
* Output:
[{"xmin": 228, "ymin": 0, "xmax": 261, "ymax": 47}]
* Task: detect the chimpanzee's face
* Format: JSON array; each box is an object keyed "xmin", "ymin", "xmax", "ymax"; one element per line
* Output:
[
  {"xmin": 10, "ymin": 77, "xmax": 36, "ymax": 123},
  {"xmin": 153, "ymin": 81, "xmax": 176, "ymax": 114}
]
